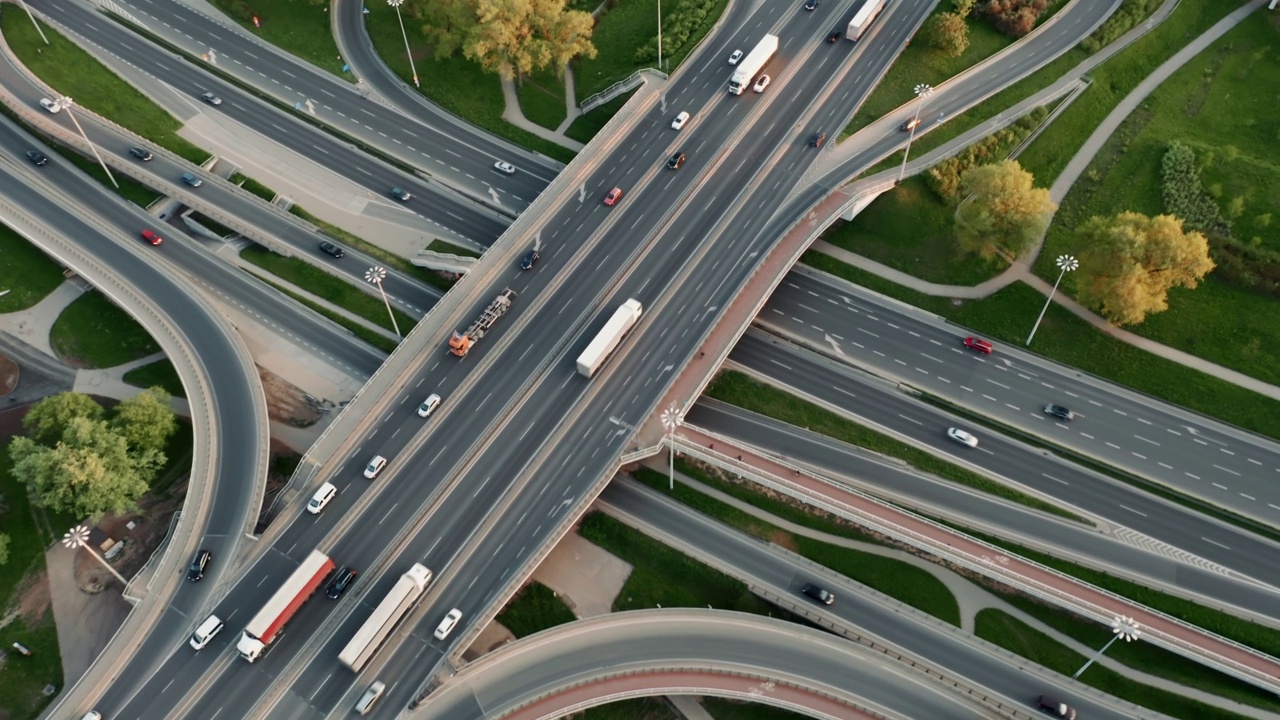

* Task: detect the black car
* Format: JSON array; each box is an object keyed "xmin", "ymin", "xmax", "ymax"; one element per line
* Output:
[
  {"xmin": 519, "ymin": 249, "xmax": 540, "ymax": 270},
  {"xmin": 26, "ymin": 150, "xmax": 48, "ymax": 166},
  {"xmin": 809, "ymin": 132, "xmax": 827, "ymax": 148},
  {"xmin": 129, "ymin": 146, "xmax": 153, "ymax": 161},
  {"xmin": 1043, "ymin": 404, "xmax": 1075, "ymax": 421},
  {"xmin": 801, "ymin": 583, "xmax": 835, "ymax": 605},
  {"xmin": 319, "ymin": 241, "xmax": 346, "ymax": 259},
  {"xmin": 804, "ymin": 0, "xmax": 819, "ymax": 9},
  {"xmin": 1035, "ymin": 695, "xmax": 1077, "ymax": 719},
  {"xmin": 390, "ymin": 187, "xmax": 412, "ymax": 202},
  {"xmin": 826, "ymin": 30, "xmax": 842, "ymax": 43},
  {"xmin": 666, "ymin": 151, "xmax": 686, "ymax": 170},
  {"xmin": 327, "ymin": 566, "xmax": 358, "ymax": 599},
  {"xmin": 187, "ymin": 549, "xmax": 212, "ymax": 582}
]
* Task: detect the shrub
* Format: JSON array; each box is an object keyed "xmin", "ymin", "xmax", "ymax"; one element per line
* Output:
[
  {"xmin": 925, "ymin": 110, "xmax": 1045, "ymax": 203},
  {"xmin": 634, "ymin": 0, "xmax": 719, "ymax": 63},
  {"xmin": 979, "ymin": 0, "xmax": 1049, "ymax": 38},
  {"xmin": 1079, "ymin": 0, "xmax": 1163, "ymax": 52}
]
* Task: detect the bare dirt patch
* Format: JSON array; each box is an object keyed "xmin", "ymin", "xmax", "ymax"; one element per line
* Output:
[
  {"xmin": 0, "ymin": 354, "xmax": 18, "ymax": 396},
  {"xmin": 259, "ymin": 366, "xmax": 321, "ymax": 427}
]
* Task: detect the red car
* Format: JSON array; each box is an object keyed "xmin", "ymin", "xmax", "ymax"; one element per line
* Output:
[
  {"xmin": 603, "ymin": 187, "xmax": 623, "ymax": 206},
  {"xmin": 964, "ymin": 337, "xmax": 993, "ymax": 354},
  {"xmin": 141, "ymin": 229, "xmax": 163, "ymax": 246}
]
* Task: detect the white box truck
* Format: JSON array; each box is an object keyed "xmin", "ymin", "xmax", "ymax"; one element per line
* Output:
[
  {"xmin": 576, "ymin": 299, "xmax": 643, "ymax": 378},
  {"xmin": 729, "ymin": 35, "xmax": 779, "ymax": 95},
  {"xmin": 846, "ymin": 0, "xmax": 886, "ymax": 41}
]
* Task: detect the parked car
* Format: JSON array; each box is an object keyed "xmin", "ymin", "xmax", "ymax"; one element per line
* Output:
[
  {"xmin": 319, "ymin": 241, "xmax": 345, "ymax": 259},
  {"xmin": 187, "ymin": 549, "xmax": 212, "ymax": 581},
  {"xmin": 26, "ymin": 150, "xmax": 48, "ymax": 166},
  {"xmin": 390, "ymin": 187, "xmax": 412, "ymax": 202},
  {"xmin": 1035, "ymin": 695, "xmax": 1078, "ymax": 719},
  {"xmin": 728, "ymin": 50, "xmax": 744, "ymax": 65},
  {"xmin": 809, "ymin": 132, "xmax": 827, "ymax": 148},
  {"xmin": 201, "ymin": 92, "xmax": 222, "ymax": 106},
  {"xmin": 826, "ymin": 31, "xmax": 842, "ymax": 43},
  {"xmin": 1044, "ymin": 404, "xmax": 1076, "ymax": 422},
  {"xmin": 801, "ymin": 583, "xmax": 835, "ymax": 605},
  {"xmin": 947, "ymin": 427, "xmax": 978, "ymax": 448},
  {"xmin": 181, "ymin": 172, "xmax": 203, "ymax": 188},
  {"xmin": 39, "ymin": 97, "xmax": 61, "ymax": 113},
  {"xmin": 130, "ymin": 146, "xmax": 154, "ymax": 161},
  {"xmin": 666, "ymin": 152, "xmax": 687, "ymax": 170},
  {"xmin": 753, "ymin": 75, "xmax": 771, "ymax": 93},
  {"xmin": 963, "ymin": 336, "xmax": 994, "ymax": 354},
  {"xmin": 363, "ymin": 455, "xmax": 388, "ymax": 479},
  {"xmin": 417, "ymin": 393, "xmax": 442, "ymax": 418},
  {"xmin": 326, "ymin": 567, "xmax": 358, "ymax": 599},
  {"xmin": 493, "ymin": 161, "xmax": 517, "ymax": 175},
  {"xmin": 671, "ymin": 111, "xmax": 690, "ymax": 130},
  {"xmin": 519, "ymin": 249, "xmax": 540, "ymax": 270},
  {"xmin": 141, "ymin": 229, "xmax": 163, "ymax": 246},
  {"xmin": 434, "ymin": 608, "xmax": 463, "ymax": 639},
  {"xmin": 603, "ymin": 187, "xmax": 623, "ymax": 206}
]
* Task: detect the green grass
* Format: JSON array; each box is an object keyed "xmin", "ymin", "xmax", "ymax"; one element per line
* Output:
[
  {"xmin": 53, "ymin": 147, "xmax": 164, "ymax": 209},
  {"xmin": 975, "ymin": 610, "xmax": 1252, "ymax": 720},
  {"xmin": 802, "ymin": 253, "xmax": 1280, "ymax": 441},
  {"xmin": 2, "ymin": 14, "xmax": 209, "ymax": 165},
  {"xmin": 205, "ymin": 0, "xmax": 348, "ymax": 78},
  {"xmin": 579, "ymin": 698, "xmax": 681, "ymax": 720},
  {"xmin": 362, "ymin": 6, "xmax": 576, "ymax": 163},
  {"xmin": 578, "ymin": 512, "xmax": 775, "ymax": 615},
  {"xmin": 701, "ymin": 698, "xmax": 811, "ymax": 720},
  {"xmin": 515, "ymin": 69, "xmax": 567, "ymax": 131},
  {"xmin": 0, "ymin": 223, "xmax": 66, "ymax": 314},
  {"xmin": 228, "ymin": 173, "xmax": 279, "ymax": 203},
  {"xmin": 426, "ymin": 240, "xmax": 481, "ymax": 259},
  {"xmin": 496, "ymin": 581, "xmax": 577, "ymax": 638},
  {"xmin": 288, "ymin": 206, "xmax": 456, "ymax": 292},
  {"xmin": 50, "ymin": 290, "xmax": 160, "ymax": 368},
  {"xmin": 704, "ymin": 370, "xmax": 1083, "ymax": 521},
  {"xmin": 150, "ymin": 419, "xmax": 195, "ymax": 496},
  {"xmin": 256, "ymin": 277, "xmax": 398, "ymax": 354},
  {"xmin": 1000, "ymin": 595, "xmax": 1280, "ymax": 713},
  {"xmin": 632, "ymin": 467, "xmax": 961, "ymax": 626},
  {"xmin": 565, "ymin": 91, "xmax": 635, "ymax": 144},
  {"xmin": 820, "ymin": 176, "xmax": 1006, "ymax": 284},
  {"xmin": 122, "ymin": 360, "xmax": 186, "ymax": 399},
  {"xmin": 1031, "ymin": 13, "xmax": 1280, "ymax": 387},
  {"xmin": 188, "ymin": 212, "xmax": 237, "ymax": 239},
  {"xmin": 240, "ymin": 245, "xmax": 416, "ymax": 334}
]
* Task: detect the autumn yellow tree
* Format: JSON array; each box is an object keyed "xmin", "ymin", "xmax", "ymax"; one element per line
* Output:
[
  {"xmin": 417, "ymin": 0, "xmax": 596, "ymax": 79},
  {"xmin": 955, "ymin": 160, "xmax": 1057, "ymax": 261},
  {"xmin": 1076, "ymin": 212, "xmax": 1215, "ymax": 326}
]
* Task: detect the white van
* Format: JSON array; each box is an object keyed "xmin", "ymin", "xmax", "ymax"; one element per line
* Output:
[
  {"xmin": 79, "ymin": 713, "xmax": 102, "ymax": 720},
  {"xmin": 354, "ymin": 681, "xmax": 386, "ymax": 715},
  {"xmin": 189, "ymin": 614, "xmax": 224, "ymax": 650},
  {"xmin": 433, "ymin": 608, "xmax": 462, "ymax": 640},
  {"xmin": 307, "ymin": 482, "xmax": 337, "ymax": 514}
]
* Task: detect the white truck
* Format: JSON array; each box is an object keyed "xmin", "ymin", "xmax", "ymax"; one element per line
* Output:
[
  {"xmin": 729, "ymin": 34, "xmax": 779, "ymax": 95},
  {"xmin": 237, "ymin": 550, "xmax": 335, "ymax": 662},
  {"xmin": 338, "ymin": 563, "xmax": 433, "ymax": 671},
  {"xmin": 576, "ymin": 299, "xmax": 643, "ymax": 378},
  {"xmin": 846, "ymin": 0, "xmax": 886, "ymax": 41}
]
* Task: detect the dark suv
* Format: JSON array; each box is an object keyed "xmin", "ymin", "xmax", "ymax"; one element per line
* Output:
[
  {"xmin": 809, "ymin": 132, "xmax": 827, "ymax": 148},
  {"xmin": 319, "ymin": 241, "xmax": 346, "ymax": 259},
  {"xmin": 667, "ymin": 151, "xmax": 686, "ymax": 170},
  {"xmin": 1035, "ymin": 695, "xmax": 1077, "ymax": 719},
  {"xmin": 327, "ymin": 567, "xmax": 358, "ymax": 599},
  {"xmin": 801, "ymin": 583, "xmax": 835, "ymax": 605},
  {"xmin": 1043, "ymin": 404, "xmax": 1075, "ymax": 421},
  {"xmin": 187, "ymin": 549, "xmax": 212, "ymax": 582}
]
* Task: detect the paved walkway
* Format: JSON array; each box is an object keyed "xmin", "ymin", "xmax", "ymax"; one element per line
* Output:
[
  {"xmin": 499, "ymin": 72, "xmax": 585, "ymax": 152},
  {"xmin": 0, "ymin": 280, "xmax": 86, "ymax": 358}
]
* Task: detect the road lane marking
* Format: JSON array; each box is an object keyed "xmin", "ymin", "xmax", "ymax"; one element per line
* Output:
[
  {"xmin": 1158, "ymin": 462, "xmax": 1173, "ymax": 469},
  {"xmin": 1043, "ymin": 473, "xmax": 1068, "ymax": 485},
  {"xmin": 1105, "ymin": 442, "xmax": 1120, "ymax": 449},
  {"xmin": 1134, "ymin": 436, "xmax": 1159, "ymax": 446},
  {"xmin": 986, "ymin": 379, "xmax": 1011, "ymax": 389},
  {"xmin": 1213, "ymin": 465, "xmax": 1241, "ymax": 476},
  {"xmin": 1241, "ymin": 493, "xmax": 1256, "ymax": 501},
  {"xmin": 1119, "ymin": 504, "xmax": 1147, "ymax": 517},
  {"xmin": 1212, "ymin": 482, "xmax": 1228, "ymax": 490},
  {"xmin": 1247, "ymin": 458, "xmax": 1262, "ymax": 465},
  {"xmin": 1219, "ymin": 448, "xmax": 1235, "ymax": 455},
  {"xmin": 1201, "ymin": 537, "xmax": 1231, "ymax": 550},
  {"xmin": 899, "ymin": 414, "xmax": 923, "ymax": 426},
  {"xmin": 1131, "ymin": 452, "xmax": 1146, "ymax": 460},
  {"xmin": 1185, "ymin": 472, "xmax": 1200, "ymax": 479}
]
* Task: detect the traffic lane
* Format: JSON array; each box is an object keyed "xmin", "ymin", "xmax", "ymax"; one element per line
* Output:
[
  {"xmin": 688, "ymin": 397, "xmax": 1280, "ymax": 623},
  {"xmin": 603, "ymin": 479, "xmax": 1135, "ymax": 720},
  {"xmin": 53, "ymin": 0, "xmax": 547, "ymax": 209},
  {"xmin": 38, "ymin": 0, "xmax": 509, "ymax": 246},
  {"xmin": 729, "ymin": 332, "xmax": 1280, "ymax": 586},
  {"xmin": 768, "ymin": 271, "xmax": 1280, "ymax": 519}
]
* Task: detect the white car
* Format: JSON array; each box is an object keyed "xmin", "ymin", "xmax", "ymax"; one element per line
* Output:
[
  {"xmin": 39, "ymin": 97, "xmax": 61, "ymax": 113},
  {"xmin": 363, "ymin": 455, "xmax": 388, "ymax": 479},
  {"xmin": 417, "ymin": 393, "xmax": 442, "ymax": 418},
  {"xmin": 753, "ymin": 75, "xmax": 771, "ymax": 93},
  {"xmin": 671, "ymin": 111, "xmax": 690, "ymax": 130},
  {"xmin": 728, "ymin": 49, "xmax": 743, "ymax": 65},
  {"xmin": 493, "ymin": 161, "xmax": 517, "ymax": 175},
  {"xmin": 947, "ymin": 427, "xmax": 978, "ymax": 448},
  {"xmin": 434, "ymin": 608, "xmax": 463, "ymax": 640}
]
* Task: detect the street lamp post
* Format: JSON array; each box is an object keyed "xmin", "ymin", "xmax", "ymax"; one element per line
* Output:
[
  {"xmin": 59, "ymin": 98, "xmax": 119, "ymax": 190},
  {"xmin": 657, "ymin": 0, "xmax": 664, "ymax": 72},
  {"xmin": 1072, "ymin": 615, "xmax": 1140, "ymax": 679},
  {"xmin": 660, "ymin": 405, "xmax": 682, "ymax": 490},
  {"xmin": 365, "ymin": 266, "xmax": 401, "ymax": 339},
  {"xmin": 1026, "ymin": 254, "xmax": 1078, "ymax": 346},
  {"xmin": 387, "ymin": 0, "xmax": 419, "ymax": 88},
  {"xmin": 898, "ymin": 83, "xmax": 933, "ymax": 183},
  {"xmin": 62, "ymin": 525, "xmax": 128, "ymax": 588},
  {"xmin": 16, "ymin": 0, "xmax": 49, "ymax": 45}
]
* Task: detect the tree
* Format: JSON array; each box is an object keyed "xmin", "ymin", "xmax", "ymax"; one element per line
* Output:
[
  {"xmin": 23, "ymin": 392, "xmax": 103, "ymax": 446},
  {"xmin": 422, "ymin": 0, "xmax": 597, "ymax": 79},
  {"xmin": 10, "ymin": 417, "xmax": 154, "ymax": 518},
  {"xmin": 112, "ymin": 387, "xmax": 178, "ymax": 455},
  {"xmin": 953, "ymin": 0, "xmax": 977, "ymax": 15},
  {"xmin": 1075, "ymin": 212, "xmax": 1216, "ymax": 326},
  {"xmin": 922, "ymin": 12, "xmax": 969, "ymax": 57},
  {"xmin": 0, "ymin": 533, "xmax": 9, "ymax": 566},
  {"xmin": 954, "ymin": 160, "xmax": 1056, "ymax": 261},
  {"xmin": 416, "ymin": 0, "xmax": 481, "ymax": 60}
]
